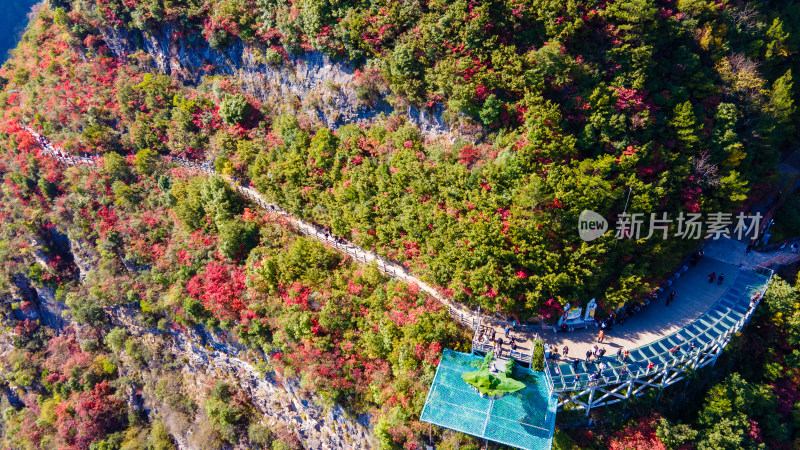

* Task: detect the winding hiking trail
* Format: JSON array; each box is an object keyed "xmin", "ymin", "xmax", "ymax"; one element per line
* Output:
[
  {"xmin": 21, "ymin": 124, "xmax": 498, "ymax": 332},
  {"xmin": 26, "ymin": 124, "xmax": 795, "ymax": 375}
]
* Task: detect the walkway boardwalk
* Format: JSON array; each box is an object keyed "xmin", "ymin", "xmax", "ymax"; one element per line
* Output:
[
  {"xmin": 541, "ymin": 237, "xmax": 798, "ymax": 366},
  {"xmin": 703, "ymin": 236, "xmax": 800, "ymax": 270},
  {"xmin": 21, "ymin": 124, "xmax": 504, "ymax": 330}
]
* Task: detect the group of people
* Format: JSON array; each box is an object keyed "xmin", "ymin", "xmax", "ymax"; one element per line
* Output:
[
  {"xmin": 707, "ymin": 272, "xmax": 725, "ymax": 285},
  {"xmin": 477, "ymin": 325, "xmax": 523, "ymax": 358},
  {"xmin": 571, "ymin": 346, "xmax": 632, "ymax": 386},
  {"xmin": 563, "ymin": 335, "xmax": 705, "ymax": 387},
  {"xmin": 566, "ymin": 343, "xmax": 631, "ymax": 370},
  {"xmin": 35, "ymin": 134, "xmax": 52, "ymax": 149},
  {"xmin": 323, "ymin": 232, "xmax": 347, "ymax": 246},
  {"xmin": 618, "ymin": 302, "xmax": 643, "ymax": 324}
]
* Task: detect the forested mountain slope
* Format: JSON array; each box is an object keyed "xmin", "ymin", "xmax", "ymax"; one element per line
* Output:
[
  {"xmin": 9, "ymin": 0, "xmax": 797, "ymax": 315},
  {"xmin": 0, "ymin": 0, "xmax": 797, "ymax": 448}
]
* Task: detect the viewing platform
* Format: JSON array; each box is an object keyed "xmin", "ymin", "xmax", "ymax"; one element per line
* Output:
[
  {"xmin": 545, "ymin": 260, "xmax": 772, "ymax": 411},
  {"xmin": 420, "ymin": 350, "xmax": 556, "ymax": 450}
]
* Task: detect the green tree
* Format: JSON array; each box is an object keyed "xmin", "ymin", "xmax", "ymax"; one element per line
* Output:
[
  {"xmin": 205, "ymin": 382, "xmax": 247, "ymax": 443},
  {"xmin": 309, "ymin": 127, "xmax": 338, "ymax": 169},
  {"xmin": 201, "ymin": 176, "xmax": 244, "ymax": 227},
  {"xmin": 710, "ymin": 103, "xmax": 745, "ymax": 168},
  {"xmin": 387, "ymin": 40, "xmax": 426, "ymax": 103},
  {"xmin": 769, "ymin": 70, "xmax": 796, "ymax": 147},
  {"xmin": 66, "ymin": 293, "xmax": 106, "ymax": 325},
  {"xmin": 134, "ymin": 148, "xmax": 159, "ymax": 176},
  {"xmin": 218, "ymin": 220, "xmax": 259, "ymax": 260},
  {"xmin": 104, "ymin": 327, "xmax": 128, "ymax": 353},
  {"xmin": 672, "ymin": 101, "xmax": 701, "ymax": 152},
  {"xmin": 656, "ymin": 418, "xmax": 698, "ymax": 449},
  {"xmin": 696, "ymin": 373, "xmax": 787, "ymax": 448},
  {"xmin": 479, "ymin": 94, "xmax": 503, "ymax": 127},
  {"xmin": 220, "ymin": 94, "xmax": 252, "ymax": 126},
  {"xmin": 765, "ymin": 18, "xmax": 791, "ymax": 64}
]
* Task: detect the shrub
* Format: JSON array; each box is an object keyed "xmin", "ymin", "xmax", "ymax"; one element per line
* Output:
[
  {"xmin": 263, "ymin": 48, "xmax": 283, "ymax": 66},
  {"xmin": 532, "ymin": 338, "xmax": 545, "ymax": 372}
]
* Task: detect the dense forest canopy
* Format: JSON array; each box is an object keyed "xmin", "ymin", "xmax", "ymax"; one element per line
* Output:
[
  {"xmin": 0, "ymin": 0, "xmax": 798, "ymax": 448},
  {"xmin": 4, "ymin": 0, "xmax": 795, "ymax": 317}
]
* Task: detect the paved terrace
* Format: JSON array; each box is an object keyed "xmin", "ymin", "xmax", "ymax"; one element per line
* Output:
[
  {"xmin": 542, "ymin": 256, "xmax": 739, "ymax": 363},
  {"xmin": 703, "ymin": 236, "xmax": 797, "ymax": 271},
  {"xmin": 545, "ymin": 264, "xmax": 771, "ymax": 392},
  {"xmin": 539, "ymin": 234, "xmax": 797, "ymax": 386}
]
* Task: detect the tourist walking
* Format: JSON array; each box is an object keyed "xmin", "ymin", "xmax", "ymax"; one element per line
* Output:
[
  {"xmin": 690, "ymin": 250, "xmax": 704, "ymax": 266},
  {"xmin": 780, "ymin": 242, "xmax": 787, "ymax": 251},
  {"xmin": 792, "ymin": 243, "xmax": 799, "ymax": 253},
  {"xmin": 598, "ymin": 347, "xmax": 606, "ymax": 358},
  {"xmin": 666, "ymin": 290, "xmax": 676, "ymax": 306},
  {"xmin": 585, "ymin": 350, "xmax": 592, "ymax": 362},
  {"xmin": 573, "ymin": 358, "xmax": 580, "ymax": 372},
  {"xmin": 592, "ymin": 344, "xmax": 599, "ymax": 357},
  {"xmin": 623, "ymin": 350, "xmax": 630, "ymax": 361},
  {"xmin": 708, "ymin": 272, "xmax": 716, "ymax": 283},
  {"xmin": 616, "ymin": 348, "xmax": 623, "ymax": 361},
  {"xmin": 598, "ymin": 330, "xmax": 605, "ymax": 343},
  {"xmin": 563, "ymin": 346, "xmax": 569, "ymax": 357}
]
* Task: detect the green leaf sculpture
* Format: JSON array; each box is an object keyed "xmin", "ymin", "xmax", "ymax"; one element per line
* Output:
[{"xmin": 462, "ymin": 352, "xmax": 526, "ymax": 396}]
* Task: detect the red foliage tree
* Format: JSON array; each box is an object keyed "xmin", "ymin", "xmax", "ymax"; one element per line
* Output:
[
  {"xmin": 187, "ymin": 261, "xmax": 247, "ymax": 320},
  {"xmin": 606, "ymin": 414, "xmax": 667, "ymax": 450},
  {"xmin": 54, "ymin": 381, "xmax": 125, "ymax": 450}
]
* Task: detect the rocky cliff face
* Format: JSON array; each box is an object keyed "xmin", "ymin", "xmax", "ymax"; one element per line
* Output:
[
  {"xmin": 68, "ymin": 237, "xmax": 95, "ymax": 283},
  {"xmin": 110, "ymin": 306, "xmax": 375, "ymax": 449},
  {"xmin": 17, "ymin": 233, "xmax": 375, "ymax": 449},
  {"xmin": 100, "ymin": 26, "xmax": 451, "ymax": 138}
]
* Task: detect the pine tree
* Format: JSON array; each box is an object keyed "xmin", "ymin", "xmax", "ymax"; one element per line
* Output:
[
  {"xmin": 672, "ymin": 101, "xmax": 701, "ymax": 152},
  {"xmin": 765, "ymin": 18, "xmax": 791, "ymax": 62},
  {"xmin": 710, "ymin": 103, "xmax": 745, "ymax": 168},
  {"xmin": 769, "ymin": 70, "xmax": 796, "ymax": 147}
]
